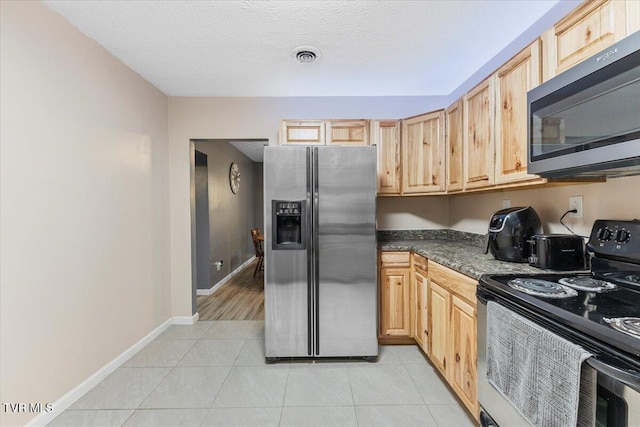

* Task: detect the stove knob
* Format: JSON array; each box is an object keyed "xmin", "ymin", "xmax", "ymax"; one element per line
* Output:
[
  {"xmin": 598, "ymin": 227, "xmax": 613, "ymax": 241},
  {"xmin": 615, "ymin": 229, "xmax": 630, "ymax": 243}
]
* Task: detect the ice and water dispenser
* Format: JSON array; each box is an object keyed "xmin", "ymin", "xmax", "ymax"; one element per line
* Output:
[{"xmin": 271, "ymin": 200, "xmax": 306, "ymax": 250}]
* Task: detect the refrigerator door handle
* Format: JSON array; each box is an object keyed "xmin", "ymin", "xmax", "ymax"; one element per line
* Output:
[
  {"xmin": 306, "ymin": 147, "xmax": 312, "ymax": 356},
  {"xmin": 313, "ymin": 147, "xmax": 320, "ymax": 356}
]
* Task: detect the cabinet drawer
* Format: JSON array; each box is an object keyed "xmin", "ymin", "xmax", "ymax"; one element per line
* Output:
[
  {"xmin": 428, "ymin": 261, "xmax": 477, "ymax": 305},
  {"xmin": 412, "ymin": 253, "xmax": 428, "ymax": 272},
  {"xmin": 380, "ymin": 251, "xmax": 411, "ymax": 268}
]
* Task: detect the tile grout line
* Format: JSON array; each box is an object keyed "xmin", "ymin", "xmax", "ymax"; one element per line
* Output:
[
  {"xmin": 401, "ymin": 354, "xmax": 459, "ymax": 427},
  {"xmin": 122, "ymin": 366, "xmax": 174, "ymax": 420},
  {"xmin": 277, "ymin": 362, "xmax": 292, "ymax": 426},
  {"xmin": 122, "ymin": 331, "xmax": 200, "ymax": 415},
  {"xmin": 205, "ymin": 359, "xmax": 235, "ymax": 414},
  {"xmin": 345, "ymin": 360, "xmax": 359, "ymax": 426}
]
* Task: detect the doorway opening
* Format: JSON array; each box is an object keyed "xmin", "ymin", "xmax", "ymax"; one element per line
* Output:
[{"xmin": 190, "ymin": 139, "xmax": 267, "ymax": 320}]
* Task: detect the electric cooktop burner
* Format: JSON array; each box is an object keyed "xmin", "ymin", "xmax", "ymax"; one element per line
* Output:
[
  {"xmin": 605, "ymin": 317, "xmax": 640, "ymax": 340},
  {"xmin": 558, "ymin": 277, "xmax": 617, "ymax": 292},
  {"xmin": 507, "ymin": 278, "xmax": 578, "ymax": 298}
]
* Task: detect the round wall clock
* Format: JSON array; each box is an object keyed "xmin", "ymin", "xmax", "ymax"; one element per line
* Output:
[{"xmin": 229, "ymin": 162, "xmax": 240, "ymax": 194}]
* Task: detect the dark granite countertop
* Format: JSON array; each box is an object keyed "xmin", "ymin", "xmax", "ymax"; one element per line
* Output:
[{"xmin": 377, "ymin": 229, "xmax": 580, "ymax": 280}]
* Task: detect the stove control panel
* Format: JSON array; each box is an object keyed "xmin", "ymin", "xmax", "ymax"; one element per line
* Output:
[{"xmin": 588, "ymin": 219, "xmax": 640, "ymax": 262}]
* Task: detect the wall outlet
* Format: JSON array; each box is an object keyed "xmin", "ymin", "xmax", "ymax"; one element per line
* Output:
[
  {"xmin": 569, "ymin": 196, "xmax": 583, "ymax": 218},
  {"xmin": 502, "ymin": 199, "xmax": 511, "ymax": 208},
  {"xmin": 214, "ymin": 260, "xmax": 224, "ymax": 271}
]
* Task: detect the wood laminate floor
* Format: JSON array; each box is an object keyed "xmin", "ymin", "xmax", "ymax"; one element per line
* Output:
[{"xmin": 197, "ymin": 259, "xmax": 264, "ymax": 321}]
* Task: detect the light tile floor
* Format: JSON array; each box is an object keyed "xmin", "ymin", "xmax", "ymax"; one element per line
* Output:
[{"xmin": 48, "ymin": 320, "xmax": 476, "ymax": 427}]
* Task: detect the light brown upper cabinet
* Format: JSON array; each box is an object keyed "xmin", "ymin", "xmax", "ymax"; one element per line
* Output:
[
  {"xmin": 280, "ymin": 120, "xmax": 325, "ymax": 145},
  {"xmin": 325, "ymin": 120, "xmax": 370, "ymax": 146},
  {"xmin": 542, "ymin": 0, "xmax": 629, "ymax": 81},
  {"xmin": 445, "ymin": 100, "xmax": 464, "ymax": 192},
  {"xmin": 401, "ymin": 111, "xmax": 446, "ymax": 194},
  {"xmin": 494, "ymin": 39, "xmax": 544, "ymax": 185},
  {"xmin": 279, "ymin": 120, "xmax": 369, "ymax": 146},
  {"xmin": 463, "ymin": 77, "xmax": 495, "ymax": 190},
  {"xmin": 372, "ymin": 120, "xmax": 402, "ymax": 195}
]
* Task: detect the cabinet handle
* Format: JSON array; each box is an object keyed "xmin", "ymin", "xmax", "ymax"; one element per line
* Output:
[{"xmin": 456, "ymin": 353, "xmax": 460, "ymax": 362}]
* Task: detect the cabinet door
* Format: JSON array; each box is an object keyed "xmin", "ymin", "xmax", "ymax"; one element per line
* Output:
[
  {"xmin": 463, "ymin": 77, "xmax": 495, "ymax": 190},
  {"xmin": 326, "ymin": 120, "xmax": 369, "ymax": 146},
  {"xmin": 542, "ymin": 0, "xmax": 627, "ymax": 81},
  {"xmin": 401, "ymin": 111, "xmax": 446, "ymax": 194},
  {"xmin": 494, "ymin": 39, "xmax": 544, "ymax": 185},
  {"xmin": 451, "ymin": 295, "xmax": 478, "ymax": 417},
  {"xmin": 373, "ymin": 120, "xmax": 401, "ymax": 195},
  {"xmin": 445, "ymin": 100, "xmax": 464, "ymax": 192},
  {"xmin": 380, "ymin": 268, "xmax": 411, "ymax": 336},
  {"xmin": 280, "ymin": 120, "xmax": 325, "ymax": 145},
  {"xmin": 428, "ymin": 280, "xmax": 450, "ymax": 378},
  {"xmin": 414, "ymin": 269, "xmax": 429, "ymax": 354}
]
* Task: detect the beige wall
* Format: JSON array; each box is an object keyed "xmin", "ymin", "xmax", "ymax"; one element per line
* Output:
[
  {"xmin": 377, "ymin": 196, "xmax": 449, "ymax": 230},
  {"xmin": 0, "ymin": 2, "xmax": 170, "ymax": 426},
  {"xmin": 449, "ymin": 176, "xmax": 640, "ymax": 237}
]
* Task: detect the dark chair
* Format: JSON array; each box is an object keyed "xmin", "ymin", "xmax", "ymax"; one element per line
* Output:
[{"xmin": 250, "ymin": 228, "xmax": 264, "ymax": 277}]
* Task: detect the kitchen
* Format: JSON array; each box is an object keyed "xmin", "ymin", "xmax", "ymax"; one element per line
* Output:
[{"xmin": 2, "ymin": 1, "xmax": 640, "ymax": 426}]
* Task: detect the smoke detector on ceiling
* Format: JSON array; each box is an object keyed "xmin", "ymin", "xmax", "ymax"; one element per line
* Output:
[{"xmin": 292, "ymin": 46, "xmax": 321, "ymax": 64}]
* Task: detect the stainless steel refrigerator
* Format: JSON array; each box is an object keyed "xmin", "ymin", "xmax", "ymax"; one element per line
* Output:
[{"xmin": 264, "ymin": 146, "xmax": 378, "ymax": 361}]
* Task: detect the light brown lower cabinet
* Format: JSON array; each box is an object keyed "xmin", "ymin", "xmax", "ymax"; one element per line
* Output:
[
  {"xmin": 380, "ymin": 268, "xmax": 410, "ymax": 336},
  {"xmin": 427, "ymin": 280, "xmax": 450, "ymax": 375},
  {"xmin": 379, "ymin": 252, "xmax": 411, "ymax": 337},
  {"xmin": 378, "ymin": 251, "xmax": 479, "ymax": 420},
  {"xmin": 412, "ymin": 254, "xmax": 429, "ymax": 353},
  {"xmin": 450, "ymin": 295, "xmax": 478, "ymax": 415},
  {"xmin": 427, "ymin": 261, "xmax": 479, "ymax": 420}
]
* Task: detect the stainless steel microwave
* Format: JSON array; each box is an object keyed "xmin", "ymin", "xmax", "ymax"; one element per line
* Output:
[{"xmin": 527, "ymin": 31, "xmax": 640, "ymax": 178}]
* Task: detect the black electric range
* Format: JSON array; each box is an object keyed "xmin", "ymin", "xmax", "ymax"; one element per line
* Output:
[
  {"xmin": 479, "ymin": 219, "xmax": 640, "ymax": 364},
  {"xmin": 478, "ymin": 219, "xmax": 640, "ymax": 427}
]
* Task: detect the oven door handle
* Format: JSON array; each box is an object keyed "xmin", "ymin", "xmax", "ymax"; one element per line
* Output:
[{"xmin": 587, "ymin": 357, "xmax": 640, "ymax": 392}]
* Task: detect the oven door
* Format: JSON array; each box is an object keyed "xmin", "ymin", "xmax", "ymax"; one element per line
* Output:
[
  {"xmin": 588, "ymin": 358, "xmax": 640, "ymax": 427},
  {"xmin": 477, "ymin": 291, "xmax": 640, "ymax": 427}
]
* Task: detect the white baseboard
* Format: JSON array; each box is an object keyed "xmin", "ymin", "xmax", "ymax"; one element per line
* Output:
[
  {"xmin": 27, "ymin": 315, "xmax": 200, "ymax": 426},
  {"xmin": 173, "ymin": 311, "xmax": 199, "ymax": 325},
  {"xmin": 196, "ymin": 256, "xmax": 256, "ymax": 296}
]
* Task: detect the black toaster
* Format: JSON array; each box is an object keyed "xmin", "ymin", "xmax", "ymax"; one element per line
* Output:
[{"xmin": 528, "ymin": 234, "xmax": 587, "ymax": 270}]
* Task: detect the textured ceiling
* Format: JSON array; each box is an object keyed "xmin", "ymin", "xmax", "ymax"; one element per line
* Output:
[
  {"xmin": 43, "ymin": 0, "xmax": 564, "ymax": 97},
  {"xmin": 229, "ymin": 140, "xmax": 269, "ymax": 162}
]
